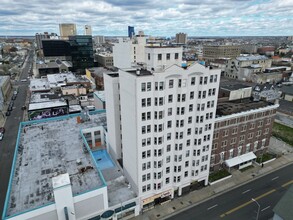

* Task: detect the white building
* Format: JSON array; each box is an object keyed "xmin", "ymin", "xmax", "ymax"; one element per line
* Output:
[
  {"xmin": 105, "ymin": 47, "xmax": 220, "ymax": 210},
  {"xmin": 224, "ymin": 55, "xmax": 272, "ymax": 80},
  {"xmin": 2, "ymin": 112, "xmax": 139, "ymax": 220},
  {"xmin": 84, "ymin": 25, "xmax": 92, "ymax": 35},
  {"xmin": 145, "ymin": 46, "xmax": 182, "ymax": 71},
  {"xmin": 112, "ymin": 35, "xmax": 148, "ymax": 69}
]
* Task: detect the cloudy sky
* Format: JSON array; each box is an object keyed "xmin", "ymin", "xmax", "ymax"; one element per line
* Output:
[{"xmin": 0, "ymin": 0, "xmax": 292, "ymax": 36}]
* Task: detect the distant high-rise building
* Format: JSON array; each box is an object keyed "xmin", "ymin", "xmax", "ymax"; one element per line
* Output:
[
  {"xmin": 93, "ymin": 35, "xmax": 105, "ymax": 44},
  {"xmin": 59, "ymin": 23, "xmax": 77, "ymax": 38},
  {"xmin": 128, "ymin": 26, "xmax": 135, "ymax": 38},
  {"xmin": 175, "ymin": 33, "xmax": 187, "ymax": 44},
  {"xmin": 35, "ymin": 32, "xmax": 58, "ymax": 50},
  {"xmin": 84, "ymin": 25, "xmax": 92, "ymax": 35}
]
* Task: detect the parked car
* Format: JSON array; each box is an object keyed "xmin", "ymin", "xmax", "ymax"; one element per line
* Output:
[
  {"xmin": 0, "ymin": 133, "xmax": 3, "ymax": 141},
  {"xmin": 21, "ymin": 106, "xmax": 27, "ymax": 110},
  {"xmin": 20, "ymin": 79, "xmax": 27, "ymax": 82},
  {"xmin": 8, "ymin": 106, "xmax": 13, "ymax": 111},
  {"xmin": 13, "ymin": 90, "xmax": 18, "ymax": 95},
  {"xmin": 12, "ymin": 95, "xmax": 17, "ymax": 100},
  {"xmin": 0, "ymin": 127, "xmax": 5, "ymax": 134},
  {"xmin": 5, "ymin": 111, "xmax": 11, "ymax": 116}
]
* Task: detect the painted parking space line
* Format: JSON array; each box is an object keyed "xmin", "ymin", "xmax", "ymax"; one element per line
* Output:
[
  {"xmin": 207, "ymin": 204, "xmax": 218, "ymax": 210},
  {"xmin": 261, "ymin": 206, "xmax": 270, "ymax": 212},
  {"xmin": 242, "ymin": 189, "xmax": 251, "ymax": 194},
  {"xmin": 271, "ymin": 176, "xmax": 279, "ymax": 181}
]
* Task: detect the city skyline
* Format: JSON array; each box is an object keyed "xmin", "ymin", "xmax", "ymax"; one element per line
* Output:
[{"xmin": 0, "ymin": 0, "xmax": 292, "ymax": 36}]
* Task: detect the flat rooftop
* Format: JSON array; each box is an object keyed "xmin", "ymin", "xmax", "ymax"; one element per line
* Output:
[
  {"xmin": 216, "ymin": 99, "xmax": 274, "ymax": 116},
  {"xmin": 87, "ymin": 67, "xmax": 118, "ymax": 77},
  {"xmin": 6, "ymin": 112, "xmax": 107, "ymax": 217},
  {"xmin": 221, "ymin": 83, "xmax": 251, "ymax": 91},
  {"xmin": 94, "ymin": 91, "xmax": 105, "ymax": 102},
  {"xmin": 28, "ymin": 100, "xmax": 67, "ymax": 111},
  {"xmin": 236, "ymin": 55, "xmax": 268, "ymax": 61},
  {"xmin": 126, "ymin": 69, "xmax": 152, "ymax": 76},
  {"xmin": 29, "ymin": 78, "xmax": 50, "ymax": 92}
]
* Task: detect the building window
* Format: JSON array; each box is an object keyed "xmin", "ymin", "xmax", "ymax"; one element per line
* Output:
[
  {"xmin": 158, "ymin": 54, "xmax": 162, "ymax": 60},
  {"xmin": 147, "ymin": 82, "xmax": 151, "ymax": 91},
  {"xmin": 190, "ymin": 91, "xmax": 194, "ymax": 99},
  {"xmin": 191, "ymin": 77, "xmax": 195, "ymax": 85},
  {"xmin": 141, "ymin": 83, "xmax": 146, "ymax": 92},
  {"xmin": 168, "ymin": 108, "xmax": 172, "ymax": 116},
  {"xmin": 169, "ymin": 79, "xmax": 174, "ymax": 88},
  {"xmin": 175, "ymin": 53, "xmax": 179, "ymax": 59},
  {"xmin": 168, "ymin": 95, "xmax": 173, "ymax": 103},
  {"xmin": 178, "ymin": 79, "xmax": 182, "ymax": 87},
  {"xmin": 142, "ymin": 113, "xmax": 146, "ymax": 121},
  {"xmin": 159, "ymin": 82, "xmax": 164, "ymax": 90},
  {"xmin": 142, "ymin": 99, "xmax": 146, "ymax": 107},
  {"xmin": 188, "ymin": 116, "xmax": 192, "ymax": 124},
  {"xmin": 189, "ymin": 104, "xmax": 193, "ymax": 112},
  {"xmin": 204, "ymin": 77, "xmax": 208, "ymax": 84},
  {"xmin": 167, "ymin": 53, "xmax": 170, "ymax": 60}
]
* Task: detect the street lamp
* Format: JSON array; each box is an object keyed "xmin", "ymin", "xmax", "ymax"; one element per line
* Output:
[{"xmin": 251, "ymin": 198, "xmax": 260, "ymax": 220}]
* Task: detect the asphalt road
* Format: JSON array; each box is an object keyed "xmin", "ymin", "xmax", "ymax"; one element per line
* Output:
[
  {"xmin": 0, "ymin": 50, "xmax": 33, "ymax": 217},
  {"xmin": 167, "ymin": 163, "xmax": 293, "ymax": 220}
]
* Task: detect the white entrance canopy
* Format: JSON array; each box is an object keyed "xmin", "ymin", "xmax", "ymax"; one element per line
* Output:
[{"xmin": 225, "ymin": 152, "xmax": 256, "ymax": 168}]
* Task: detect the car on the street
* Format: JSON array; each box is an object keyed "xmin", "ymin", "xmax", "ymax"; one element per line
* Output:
[
  {"xmin": 13, "ymin": 90, "xmax": 18, "ymax": 95},
  {"xmin": 8, "ymin": 106, "xmax": 13, "ymax": 111},
  {"xmin": 21, "ymin": 106, "xmax": 27, "ymax": 110},
  {"xmin": 0, "ymin": 132, "xmax": 3, "ymax": 141},
  {"xmin": 5, "ymin": 111, "xmax": 11, "ymax": 116},
  {"xmin": 0, "ymin": 127, "xmax": 5, "ymax": 134},
  {"xmin": 12, "ymin": 94, "xmax": 17, "ymax": 100},
  {"xmin": 20, "ymin": 79, "xmax": 27, "ymax": 82}
]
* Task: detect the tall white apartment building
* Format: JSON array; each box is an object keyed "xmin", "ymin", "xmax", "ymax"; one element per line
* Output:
[
  {"xmin": 105, "ymin": 46, "xmax": 221, "ymax": 210},
  {"xmin": 112, "ymin": 35, "xmax": 147, "ymax": 68}
]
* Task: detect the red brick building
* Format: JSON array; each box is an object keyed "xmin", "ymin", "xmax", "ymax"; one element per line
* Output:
[{"xmin": 210, "ymin": 99, "xmax": 279, "ymax": 171}]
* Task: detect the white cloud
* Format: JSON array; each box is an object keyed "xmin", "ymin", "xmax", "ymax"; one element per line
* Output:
[{"xmin": 0, "ymin": 0, "xmax": 292, "ymax": 36}]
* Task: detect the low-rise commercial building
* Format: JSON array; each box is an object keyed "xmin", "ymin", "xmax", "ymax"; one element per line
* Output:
[
  {"xmin": 95, "ymin": 53, "xmax": 113, "ymax": 67},
  {"xmin": 224, "ymin": 55, "xmax": 272, "ymax": 80},
  {"xmin": 203, "ymin": 45, "xmax": 241, "ymax": 61},
  {"xmin": 2, "ymin": 111, "xmax": 139, "ymax": 220}
]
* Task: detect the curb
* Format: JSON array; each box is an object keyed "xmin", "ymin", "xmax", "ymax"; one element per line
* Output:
[{"xmin": 160, "ymin": 158, "xmax": 293, "ymax": 220}]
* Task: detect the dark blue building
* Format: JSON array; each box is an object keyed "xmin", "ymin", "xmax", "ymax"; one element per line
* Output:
[{"xmin": 128, "ymin": 26, "xmax": 135, "ymax": 38}]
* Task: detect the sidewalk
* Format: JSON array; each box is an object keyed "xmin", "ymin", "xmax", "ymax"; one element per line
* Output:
[{"xmin": 131, "ymin": 143, "xmax": 293, "ymax": 220}]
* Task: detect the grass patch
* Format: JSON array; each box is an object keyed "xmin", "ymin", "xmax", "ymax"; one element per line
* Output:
[
  {"xmin": 209, "ymin": 169, "xmax": 231, "ymax": 182},
  {"xmin": 272, "ymin": 122, "xmax": 293, "ymax": 146},
  {"xmin": 256, "ymin": 153, "xmax": 275, "ymax": 163},
  {"xmin": 240, "ymin": 165, "xmax": 254, "ymax": 172}
]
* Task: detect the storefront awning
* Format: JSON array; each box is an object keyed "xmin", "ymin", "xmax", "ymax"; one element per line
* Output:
[{"xmin": 225, "ymin": 152, "xmax": 256, "ymax": 167}]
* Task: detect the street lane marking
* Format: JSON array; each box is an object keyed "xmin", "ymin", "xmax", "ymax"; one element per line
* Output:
[
  {"xmin": 220, "ymin": 189, "xmax": 276, "ymax": 218},
  {"xmin": 242, "ymin": 189, "xmax": 251, "ymax": 194},
  {"xmin": 207, "ymin": 204, "xmax": 218, "ymax": 210},
  {"xmin": 271, "ymin": 176, "xmax": 279, "ymax": 181},
  {"xmin": 282, "ymin": 180, "xmax": 293, "ymax": 188},
  {"xmin": 261, "ymin": 206, "xmax": 270, "ymax": 212}
]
